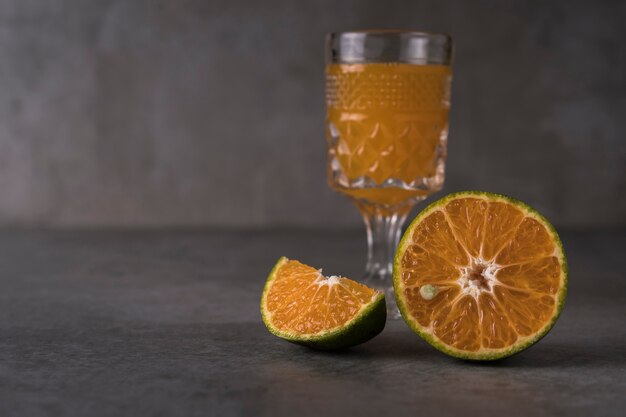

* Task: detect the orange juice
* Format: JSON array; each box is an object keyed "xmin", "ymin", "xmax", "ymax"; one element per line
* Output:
[{"xmin": 326, "ymin": 63, "xmax": 451, "ymax": 206}]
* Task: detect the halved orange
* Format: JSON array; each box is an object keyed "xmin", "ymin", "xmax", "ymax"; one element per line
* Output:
[
  {"xmin": 394, "ymin": 191, "xmax": 568, "ymax": 360},
  {"xmin": 261, "ymin": 257, "xmax": 386, "ymax": 350}
]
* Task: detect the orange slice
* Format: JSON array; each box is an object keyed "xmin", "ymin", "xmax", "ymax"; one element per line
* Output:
[
  {"xmin": 261, "ymin": 257, "xmax": 386, "ymax": 350},
  {"xmin": 394, "ymin": 191, "xmax": 568, "ymax": 360}
]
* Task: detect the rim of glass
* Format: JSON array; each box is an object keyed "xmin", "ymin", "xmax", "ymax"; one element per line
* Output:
[
  {"xmin": 327, "ymin": 29, "xmax": 451, "ymax": 39},
  {"xmin": 326, "ymin": 30, "xmax": 453, "ymax": 65}
]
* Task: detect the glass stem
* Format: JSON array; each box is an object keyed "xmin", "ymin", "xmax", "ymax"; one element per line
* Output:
[{"xmin": 357, "ymin": 204, "xmax": 411, "ymax": 284}]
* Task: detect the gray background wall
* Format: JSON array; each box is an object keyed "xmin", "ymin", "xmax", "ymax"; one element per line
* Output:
[{"xmin": 0, "ymin": 0, "xmax": 624, "ymax": 228}]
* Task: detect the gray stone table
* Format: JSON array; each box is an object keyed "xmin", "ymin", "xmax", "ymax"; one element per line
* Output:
[{"xmin": 0, "ymin": 230, "xmax": 624, "ymax": 417}]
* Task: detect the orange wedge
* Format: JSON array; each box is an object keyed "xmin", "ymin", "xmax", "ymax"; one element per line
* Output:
[
  {"xmin": 394, "ymin": 191, "xmax": 568, "ymax": 360},
  {"xmin": 261, "ymin": 257, "xmax": 386, "ymax": 350}
]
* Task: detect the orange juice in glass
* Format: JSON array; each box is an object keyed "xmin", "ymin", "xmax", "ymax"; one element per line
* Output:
[{"xmin": 325, "ymin": 31, "xmax": 453, "ymax": 315}]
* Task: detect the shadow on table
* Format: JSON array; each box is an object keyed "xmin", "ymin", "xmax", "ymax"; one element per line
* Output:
[
  {"xmin": 302, "ymin": 325, "xmax": 444, "ymax": 361},
  {"xmin": 248, "ymin": 319, "xmax": 625, "ymax": 371},
  {"xmin": 472, "ymin": 340, "xmax": 626, "ymax": 369},
  {"xmin": 286, "ymin": 327, "xmax": 626, "ymax": 370}
]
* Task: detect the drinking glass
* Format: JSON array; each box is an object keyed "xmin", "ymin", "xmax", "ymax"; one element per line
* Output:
[{"xmin": 325, "ymin": 30, "xmax": 453, "ymax": 316}]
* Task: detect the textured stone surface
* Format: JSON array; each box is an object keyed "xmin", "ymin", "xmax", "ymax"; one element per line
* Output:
[
  {"xmin": 0, "ymin": 230, "xmax": 624, "ymax": 416},
  {"xmin": 0, "ymin": 0, "xmax": 624, "ymax": 227}
]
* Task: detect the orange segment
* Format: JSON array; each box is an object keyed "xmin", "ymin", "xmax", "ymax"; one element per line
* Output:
[
  {"xmin": 478, "ymin": 293, "xmax": 518, "ymax": 349},
  {"xmin": 261, "ymin": 258, "xmax": 386, "ymax": 349},
  {"xmin": 394, "ymin": 192, "xmax": 568, "ymax": 360},
  {"xmin": 403, "ymin": 285, "xmax": 460, "ymax": 328},
  {"xmin": 444, "ymin": 197, "xmax": 487, "ymax": 257},
  {"xmin": 493, "ymin": 286, "xmax": 556, "ymax": 337},
  {"xmin": 289, "ymin": 284, "xmax": 330, "ymax": 334},
  {"xmin": 400, "ymin": 244, "xmax": 460, "ymax": 286},
  {"xmin": 497, "ymin": 257, "xmax": 562, "ymax": 295},
  {"xmin": 432, "ymin": 295, "xmax": 481, "ymax": 352},
  {"xmin": 411, "ymin": 210, "xmax": 469, "ymax": 266},
  {"xmin": 481, "ymin": 201, "xmax": 525, "ymax": 260},
  {"xmin": 496, "ymin": 217, "xmax": 557, "ymax": 265}
]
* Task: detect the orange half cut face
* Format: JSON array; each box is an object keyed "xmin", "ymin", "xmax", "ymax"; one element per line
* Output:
[{"xmin": 394, "ymin": 192, "xmax": 567, "ymax": 360}]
